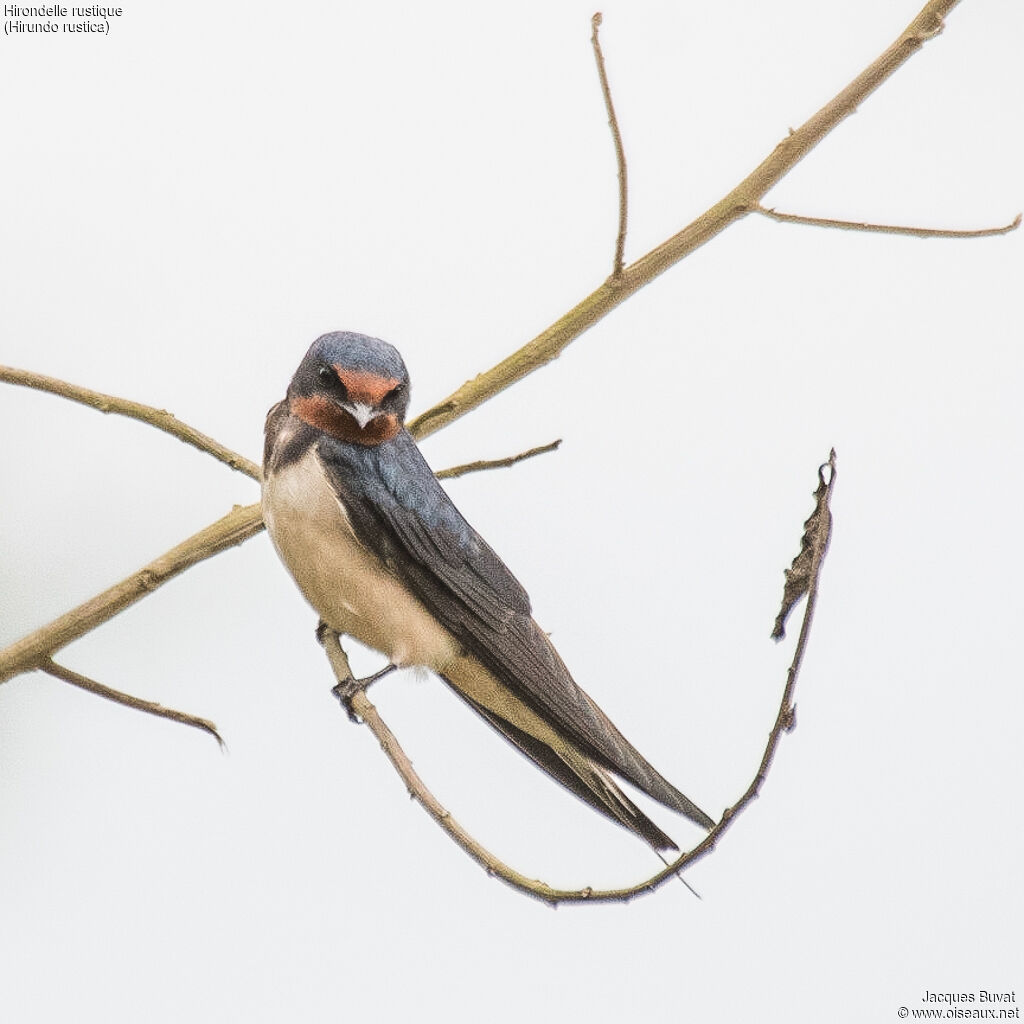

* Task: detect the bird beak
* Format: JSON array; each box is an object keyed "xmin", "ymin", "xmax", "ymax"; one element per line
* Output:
[{"xmin": 345, "ymin": 401, "xmax": 379, "ymax": 429}]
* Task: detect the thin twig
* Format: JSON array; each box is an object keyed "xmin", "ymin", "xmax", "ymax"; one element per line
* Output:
[
  {"xmin": 757, "ymin": 205, "xmax": 1021, "ymax": 239},
  {"xmin": 435, "ymin": 440, "xmax": 562, "ymax": 480},
  {"xmin": 591, "ymin": 12, "xmax": 628, "ymax": 278},
  {"xmin": 323, "ymin": 453, "xmax": 837, "ymax": 905},
  {"xmin": 40, "ymin": 658, "xmax": 223, "ymax": 746},
  {"xmin": 0, "ymin": 365, "xmax": 262, "ymax": 480},
  {"xmin": 407, "ymin": 0, "xmax": 966, "ymax": 442}
]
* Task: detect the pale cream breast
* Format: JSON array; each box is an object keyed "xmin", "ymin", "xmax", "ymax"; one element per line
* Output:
[{"xmin": 262, "ymin": 446, "xmax": 460, "ymax": 670}]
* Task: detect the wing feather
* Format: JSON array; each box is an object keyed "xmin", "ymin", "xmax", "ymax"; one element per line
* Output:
[{"xmin": 319, "ymin": 431, "xmax": 713, "ymax": 830}]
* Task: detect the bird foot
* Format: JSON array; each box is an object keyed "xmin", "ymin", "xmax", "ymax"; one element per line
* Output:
[
  {"xmin": 315, "ymin": 621, "xmax": 398, "ymax": 721},
  {"xmin": 331, "ymin": 663, "xmax": 398, "ymax": 722}
]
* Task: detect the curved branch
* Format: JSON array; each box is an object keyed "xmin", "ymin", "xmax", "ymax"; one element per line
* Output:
[
  {"xmin": 324, "ymin": 454, "xmax": 836, "ymax": 905},
  {"xmin": 0, "ymin": 365, "xmax": 262, "ymax": 480},
  {"xmin": 407, "ymin": 0, "xmax": 962, "ymax": 441}
]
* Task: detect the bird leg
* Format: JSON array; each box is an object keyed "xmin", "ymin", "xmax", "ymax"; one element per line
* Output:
[
  {"xmin": 331, "ymin": 663, "xmax": 397, "ymax": 721},
  {"xmin": 316, "ymin": 620, "xmax": 397, "ymax": 722}
]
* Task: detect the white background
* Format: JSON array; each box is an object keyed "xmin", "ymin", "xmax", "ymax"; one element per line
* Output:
[{"xmin": 1, "ymin": 2, "xmax": 1021, "ymax": 1021}]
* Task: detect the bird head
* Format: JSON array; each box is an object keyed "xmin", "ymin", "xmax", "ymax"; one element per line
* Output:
[{"xmin": 287, "ymin": 331, "xmax": 411, "ymax": 445}]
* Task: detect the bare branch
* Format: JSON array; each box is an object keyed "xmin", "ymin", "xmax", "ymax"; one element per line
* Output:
[
  {"xmin": 321, "ymin": 453, "xmax": 837, "ymax": 905},
  {"xmin": 435, "ymin": 440, "xmax": 562, "ymax": 480},
  {"xmin": 0, "ymin": 365, "xmax": 261, "ymax": 480},
  {"xmin": 41, "ymin": 659, "xmax": 223, "ymax": 746},
  {"xmin": 0, "ymin": 443, "xmax": 562, "ymax": 686},
  {"xmin": 757, "ymin": 205, "xmax": 1021, "ymax": 239},
  {"xmin": 0, "ymin": 503, "xmax": 265, "ymax": 685},
  {"xmin": 591, "ymin": 12, "xmax": 628, "ymax": 278},
  {"xmin": 407, "ymin": 0, "xmax": 966, "ymax": 442}
]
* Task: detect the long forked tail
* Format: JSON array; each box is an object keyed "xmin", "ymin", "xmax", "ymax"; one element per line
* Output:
[
  {"xmin": 566, "ymin": 681, "xmax": 717, "ymax": 831},
  {"xmin": 442, "ymin": 677, "xmax": 680, "ymax": 851}
]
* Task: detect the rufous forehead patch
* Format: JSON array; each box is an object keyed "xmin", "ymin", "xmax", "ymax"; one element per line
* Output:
[{"xmin": 334, "ymin": 366, "xmax": 399, "ymax": 405}]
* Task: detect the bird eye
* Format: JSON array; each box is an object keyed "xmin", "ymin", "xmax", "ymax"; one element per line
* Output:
[
  {"xmin": 389, "ymin": 382, "xmax": 406, "ymax": 400},
  {"xmin": 318, "ymin": 365, "xmax": 336, "ymax": 384}
]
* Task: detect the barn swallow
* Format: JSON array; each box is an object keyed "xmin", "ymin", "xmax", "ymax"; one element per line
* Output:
[{"xmin": 262, "ymin": 331, "xmax": 715, "ymax": 850}]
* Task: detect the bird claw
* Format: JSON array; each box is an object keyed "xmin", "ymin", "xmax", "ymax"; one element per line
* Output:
[{"xmin": 331, "ymin": 663, "xmax": 398, "ymax": 722}]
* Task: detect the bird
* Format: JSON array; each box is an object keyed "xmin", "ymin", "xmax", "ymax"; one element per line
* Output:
[{"xmin": 262, "ymin": 330, "xmax": 715, "ymax": 850}]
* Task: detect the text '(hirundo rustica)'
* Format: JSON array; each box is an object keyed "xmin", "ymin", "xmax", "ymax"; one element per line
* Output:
[{"xmin": 3, "ymin": 5, "xmax": 122, "ymax": 36}]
